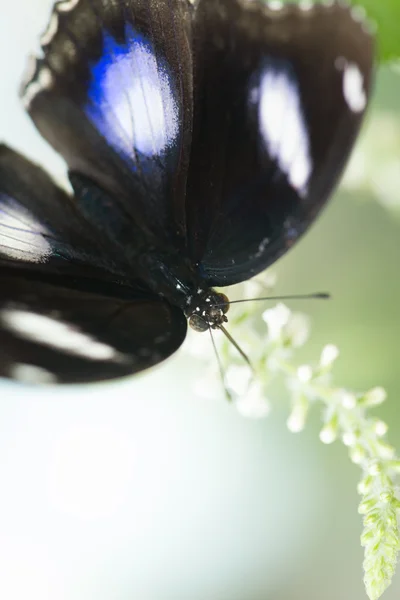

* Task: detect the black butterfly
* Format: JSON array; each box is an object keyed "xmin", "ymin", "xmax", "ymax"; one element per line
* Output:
[{"xmin": 0, "ymin": 0, "xmax": 374, "ymax": 384}]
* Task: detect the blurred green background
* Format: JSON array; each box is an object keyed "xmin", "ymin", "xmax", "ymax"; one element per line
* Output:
[{"xmin": 0, "ymin": 1, "xmax": 399, "ymax": 599}]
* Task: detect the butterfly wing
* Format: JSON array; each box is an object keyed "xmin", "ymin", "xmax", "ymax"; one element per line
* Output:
[
  {"xmin": 0, "ymin": 144, "xmax": 122, "ymax": 276},
  {"xmin": 20, "ymin": 0, "xmax": 374, "ymax": 288},
  {"xmin": 0, "ymin": 145, "xmax": 187, "ymax": 383},
  {"xmin": 21, "ymin": 0, "xmax": 193, "ymax": 249},
  {"xmin": 0, "ymin": 271, "xmax": 187, "ymax": 383},
  {"xmin": 186, "ymin": 0, "xmax": 375, "ymax": 285}
]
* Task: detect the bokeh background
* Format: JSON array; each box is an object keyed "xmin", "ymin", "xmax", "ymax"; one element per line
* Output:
[{"xmin": 0, "ymin": 1, "xmax": 399, "ymax": 599}]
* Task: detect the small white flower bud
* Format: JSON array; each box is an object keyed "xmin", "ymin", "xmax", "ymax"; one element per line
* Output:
[
  {"xmin": 297, "ymin": 365, "xmax": 312, "ymax": 383},
  {"xmin": 362, "ymin": 386, "xmax": 387, "ymax": 406},
  {"xmin": 287, "ymin": 394, "xmax": 309, "ymax": 432},
  {"xmin": 350, "ymin": 445, "xmax": 366, "ymax": 464},
  {"xmin": 368, "ymin": 461, "xmax": 382, "ymax": 476},
  {"xmin": 379, "ymin": 491, "xmax": 393, "ymax": 504},
  {"xmin": 284, "ymin": 313, "xmax": 310, "ymax": 347},
  {"xmin": 342, "ymin": 431, "xmax": 357, "ymax": 447},
  {"xmin": 374, "ymin": 420, "xmax": 388, "ymax": 437},
  {"xmin": 358, "ymin": 477, "xmax": 372, "ymax": 495},
  {"xmin": 287, "ymin": 413, "xmax": 304, "ymax": 433},
  {"xmin": 262, "ymin": 303, "xmax": 291, "ymax": 340},
  {"xmin": 319, "ymin": 424, "xmax": 337, "ymax": 444},
  {"xmin": 320, "ymin": 344, "xmax": 339, "ymax": 367},
  {"xmin": 338, "ymin": 390, "xmax": 357, "ymax": 409},
  {"xmin": 358, "ymin": 497, "xmax": 378, "ymax": 514}
]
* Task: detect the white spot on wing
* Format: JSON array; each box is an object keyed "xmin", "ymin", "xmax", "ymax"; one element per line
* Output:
[
  {"xmin": 11, "ymin": 363, "xmax": 57, "ymax": 384},
  {"xmin": 343, "ymin": 63, "xmax": 367, "ymax": 113},
  {"xmin": 257, "ymin": 66, "xmax": 312, "ymax": 197},
  {"xmin": 335, "ymin": 58, "xmax": 367, "ymax": 113},
  {"xmin": 2, "ymin": 309, "xmax": 120, "ymax": 361},
  {"xmin": 0, "ymin": 197, "xmax": 52, "ymax": 262}
]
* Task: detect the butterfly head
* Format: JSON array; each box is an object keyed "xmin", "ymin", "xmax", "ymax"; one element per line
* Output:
[{"xmin": 186, "ymin": 290, "xmax": 230, "ymax": 333}]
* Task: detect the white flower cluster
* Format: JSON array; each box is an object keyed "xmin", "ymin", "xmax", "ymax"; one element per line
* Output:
[{"xmin": 186, "ymin": 273, "xmax": 400, "ymax": 600}]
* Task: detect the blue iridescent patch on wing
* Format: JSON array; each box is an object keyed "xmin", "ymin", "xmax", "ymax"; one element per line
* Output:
[{"xmin": 85, "ymin": 23, "xmax": 180, "ymax": 167}]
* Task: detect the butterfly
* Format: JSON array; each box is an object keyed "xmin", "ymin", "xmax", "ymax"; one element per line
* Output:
[{"xmin": 0, "ymin": 0, "xmax": 374, "ymax": 384}]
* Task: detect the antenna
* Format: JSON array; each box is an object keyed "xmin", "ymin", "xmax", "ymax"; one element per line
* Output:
[
  {"xmin": 208, "ymin": 327, "xmax": 232, "ymax": 401},
  {"xmin": 215, "ymin": 292, "xmax": 330, "ymax": 307},
  {"xmin": 218, "ymin": 324, "xmax": 253, "ymax": 371}
]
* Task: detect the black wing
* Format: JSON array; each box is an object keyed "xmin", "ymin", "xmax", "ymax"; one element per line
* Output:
[
  {"xmin": 20, "ymin": 0, "xmax": 374, "ymax": 289},
  {"xmin": 0, "ymin": 144, "xmax": 125, "ymax": 278},
  {"xmin": 185, "ymin": 0, "xmax": 375, "ymax": 285},
  {"xmin": 21, "ymin": 0, "xmax": 193, "ymax": 251},
  {"xmin": 0, "ymin": 270, "xmax": 187, "ymax": 384},
  {"xmin": 0, "ymin": 146, "xmax": 187, "ymax": 384}
]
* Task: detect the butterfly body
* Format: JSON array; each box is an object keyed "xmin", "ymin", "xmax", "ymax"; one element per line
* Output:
[
  {"xmin": 136, "ymin": 251, "xmax": 228, "ymax": 323},
  {"xmin": 0, "ymin": 0, "xmax": 375, "ymax": 384}
]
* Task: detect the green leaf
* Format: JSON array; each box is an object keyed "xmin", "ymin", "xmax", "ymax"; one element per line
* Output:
[{"xmin": 360, "ymin": 0, "xmax": 400, "ymax": 62}]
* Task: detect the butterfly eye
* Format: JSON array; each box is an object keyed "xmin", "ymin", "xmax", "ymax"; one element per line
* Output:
[
  {"xmin": 188, "ymin": 313, "xmax": 209, "ymax": 333},
  {"xmin": 217, "ymin": 293, "xmax": 230, "ymax": 314}
]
